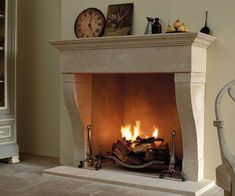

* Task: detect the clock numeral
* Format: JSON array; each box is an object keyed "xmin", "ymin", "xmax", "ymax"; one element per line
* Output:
[{"xmin": 80, "ymin": 16, "xmax": 84, "ymax": 21}]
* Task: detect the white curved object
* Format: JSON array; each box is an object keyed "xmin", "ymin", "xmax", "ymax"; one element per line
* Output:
[{"xmin": 214, "ymin": 79, "xmax": 235, "ymax": 196}]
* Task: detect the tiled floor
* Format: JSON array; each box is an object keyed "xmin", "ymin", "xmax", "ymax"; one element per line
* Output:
[{"xmin": 0, "ymin": 154, "xmax": 223, "ymax": 195}]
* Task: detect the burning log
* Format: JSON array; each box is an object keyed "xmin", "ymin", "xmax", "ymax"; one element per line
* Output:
[
  {"xmin": 132, "ymin": 143, "xmax": 151, "ymax": 154},
  {"xmin": 147, "ymin": 138, "xmax": 169, "ymax": 162},
  {"xmin": 112, "ymin": 121, "xmax": 170, "ymax": 167},
  {"xmin": 112, "ymin": 140, "xmax": 144, "ymax": 165},
  {"xmin": 112, "ymin": 140, "xmax": 132, "ymax": 155},
  {"xmin": 112, "ymin": 137, "xmax": 169, "ymax": 166},
  {"xmin": 136, "ymin": 136, "xmax": 155, "ymax": 143}
]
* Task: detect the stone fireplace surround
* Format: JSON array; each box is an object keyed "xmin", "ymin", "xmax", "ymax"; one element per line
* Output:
[{"xmin": 49, "ymin": 32, "xmax": 215, "ymax": 182}]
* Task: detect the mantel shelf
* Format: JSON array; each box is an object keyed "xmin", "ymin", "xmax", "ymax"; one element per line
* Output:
[{"xmin": 49, "ymin": 32, "xmax": 216, "ymax": 51}]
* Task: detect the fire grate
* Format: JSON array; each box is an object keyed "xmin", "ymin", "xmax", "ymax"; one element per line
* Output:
[{"xmin": 78, "ymin": 125, "xmax": 185, "ymax": 181}]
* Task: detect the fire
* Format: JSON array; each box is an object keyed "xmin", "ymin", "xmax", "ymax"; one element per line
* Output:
[
  {"xmin": 120, "ymin": 121, "xmax": 158, "ymax": 141},
  {"xmin": 120, "ymin": 124, "xmax": 133, "ymax": 141},
  {"xmin": 121, "ymin": 121, "xmax": 140, "ymax": 141},
  {"xmin": 133, "ymin": 121, "xmax": 140, "ymax": 140},
  {"xmin": 152, "ymin": 127, "xmax": 158, "ymax": 138}
]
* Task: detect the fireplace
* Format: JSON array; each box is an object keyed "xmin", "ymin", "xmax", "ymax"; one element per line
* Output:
[{"xmin": 50, "ymin": 32, "xmax": 215, "ymax": 182}]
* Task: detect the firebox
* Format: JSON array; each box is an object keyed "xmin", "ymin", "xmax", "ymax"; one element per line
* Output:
[
  {"xmin": 91, "ymin": 74, "xmax": 182, "ymax": 159},
  {"xmin": 87, "ymin": 73, "xmax": 183, "ymax": 179},
  {"xmin": 50, "ymin": 32, "xmax": 216, "ymax": 181}
]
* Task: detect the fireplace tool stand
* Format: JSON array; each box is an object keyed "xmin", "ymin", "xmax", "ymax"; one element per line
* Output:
[
  {"xmin": 159, "ymin": 131, "xmax": 185, "ymax": 181},
  {"xmin": 78, "ymin": 125, "xmax": 103, "ymax": 170}
]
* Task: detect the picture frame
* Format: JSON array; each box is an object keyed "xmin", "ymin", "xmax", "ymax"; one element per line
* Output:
[{"xmin": 104, "ymin": 3, "xmax": 134, "ymax": 36}]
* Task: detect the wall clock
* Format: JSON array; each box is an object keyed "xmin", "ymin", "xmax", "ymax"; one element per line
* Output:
[{"xmin": 74, "ymin": 8, "xmax": 106, "ymax": 38}]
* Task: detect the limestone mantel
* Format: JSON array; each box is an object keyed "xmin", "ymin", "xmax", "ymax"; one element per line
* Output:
[{"xmin": 50, "ymin": 32, "xmax": 216, "ymax": 182}]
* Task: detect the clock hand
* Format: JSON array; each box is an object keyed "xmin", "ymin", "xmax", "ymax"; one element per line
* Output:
[
  {"xmin": 88, "ymin": 15, "xmax": 93, "ymax": 26},
  {"xmin": 88, "ymin": 24, "xmax": 95, "ymax": 37},
  {"xmin": 88, "ymin": 15, "xmax": 96, "ymax": 37}
]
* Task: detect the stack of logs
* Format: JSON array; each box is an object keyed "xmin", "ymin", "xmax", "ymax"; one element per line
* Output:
[{"xmin": 112, "ymin": 137, "xmax": 170, "ymax": 165}]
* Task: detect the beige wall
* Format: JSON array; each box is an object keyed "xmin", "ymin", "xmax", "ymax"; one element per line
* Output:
[
  {"xmin": 60, "ymin": 0, "xmax": 235, "ymax": 179},
  {"xmin": 17, "ymin": 0, "xmax": 61, "ymax": 157}
]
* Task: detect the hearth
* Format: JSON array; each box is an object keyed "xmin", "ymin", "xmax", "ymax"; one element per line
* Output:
[{"xmin": 50, "ymin": 32, "xmax": 216, "ymax": 182}]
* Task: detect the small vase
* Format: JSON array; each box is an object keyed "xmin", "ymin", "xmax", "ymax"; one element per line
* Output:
[
  {"xmin": 152, "ymin": 18, "xmax": 162, "ymax": 34},
  {"xmin": 144, "ymin": 17, "xmax": 154, "ymax": 34}
]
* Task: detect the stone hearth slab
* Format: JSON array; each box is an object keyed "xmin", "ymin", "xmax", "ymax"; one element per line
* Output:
[{"xmin": 43, "ymin": 165, "xmax": 214, "ymax": 196}]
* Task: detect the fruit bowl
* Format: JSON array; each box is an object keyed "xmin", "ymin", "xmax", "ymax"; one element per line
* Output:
[{"xmin": 165, "ymin": 19, "xmax": 189, "ymax": 33}]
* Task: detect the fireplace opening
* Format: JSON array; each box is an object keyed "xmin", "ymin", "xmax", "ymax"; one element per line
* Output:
[{"xmin": 89, "ymin": 73, "xmax": 183, "ymax": 174}]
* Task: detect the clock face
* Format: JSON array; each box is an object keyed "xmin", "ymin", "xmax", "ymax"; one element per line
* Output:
[{"xmin": 74, "ymin": 8, "xmax": 106, "ymax": 38}]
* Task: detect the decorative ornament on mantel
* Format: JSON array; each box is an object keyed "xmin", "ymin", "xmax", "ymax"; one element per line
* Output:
[
  {"xmin": 165, "ymin": 19, "xmax": 189, "ymax": 33},
  {"xmin": 74, "ymin": 8, "xmax": 106, "ymax": 38},
  {"xmin": 103, "ymin": 3, "xmax": 134, "ymax": 36},
  {"xmin": 144, "ymin": 17, "xmax": 162, "ymax": 34},
  {"xmin": 152, "ymin": 17, "xmax": 162, "ymax": 34},
  {"xmin": 200, "ymin": 11, "xmax": 210, "ymax": 35},
  {"xmin": 144, "ymin": 17, "xmax": 154, "ymax": 34}
]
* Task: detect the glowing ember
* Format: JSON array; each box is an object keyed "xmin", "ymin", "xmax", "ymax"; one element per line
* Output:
[{"xmin": 120, "ymin": 121, "xmax": 158, "ymax": 141}]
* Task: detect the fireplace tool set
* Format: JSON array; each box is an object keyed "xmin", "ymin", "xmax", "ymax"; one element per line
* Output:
[
  {"xmin": 159, "ymin": 131, "xmax": 185, "ymax": 181},
  {"xmin": 78, "ymin": 125, "xmax": 102, "ymax": 170},
  {"xmin": 78, "ymin": 125, "xmax": 185, "ymax": 181}
]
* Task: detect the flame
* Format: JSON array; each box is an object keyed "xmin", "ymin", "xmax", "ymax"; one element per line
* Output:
[
  {"xmin": 121, "ymin": 121, "xmax": 140, "ymax": 141},
  {"xmin": 152, "ymin": 127, "xmax": 158, "ymax": 138},
  {"xmin": 121, "ymin": 121, "xmax": 159, "ymax": 141},
  {"xmin": 133, "ymin": 121, "xmax": 140, "ymax": 140},
  {"xmin": 120, "ymin": 124, "xmax": 132, "ymax": 141}
]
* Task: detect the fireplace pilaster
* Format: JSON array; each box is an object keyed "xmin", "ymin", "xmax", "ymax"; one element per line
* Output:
[{"xmin": 175, "ymin": 73, "xmax": 206, "ymax": 181}]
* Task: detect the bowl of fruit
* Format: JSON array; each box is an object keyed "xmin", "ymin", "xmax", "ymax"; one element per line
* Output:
[{"xmin": 165, "ymin": 19, "xmax": 189, "ymax": 33}]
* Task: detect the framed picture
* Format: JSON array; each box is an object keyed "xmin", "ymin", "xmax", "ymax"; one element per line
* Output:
[{"xmin": 104, "ymin": 3, "xmax": 134, "ymax": 36}]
